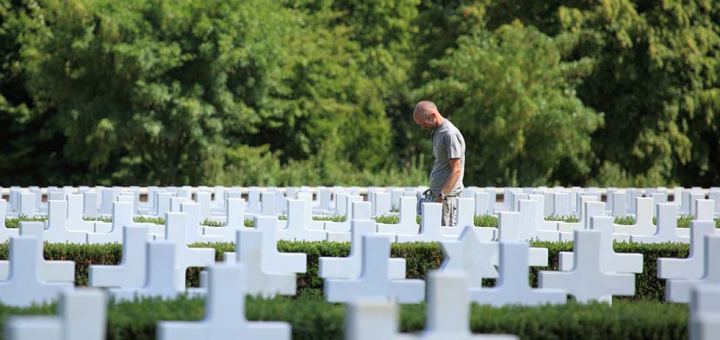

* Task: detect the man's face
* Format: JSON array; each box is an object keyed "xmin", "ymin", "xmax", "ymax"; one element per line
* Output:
[{"xmin": 414, "ymin": 112, "xmax": 436, "ymax": 129}]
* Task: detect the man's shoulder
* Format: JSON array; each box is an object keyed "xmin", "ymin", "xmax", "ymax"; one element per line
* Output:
[{"xmin": 442, "ymin": 119, "xmax": 464, "ymax": 138}]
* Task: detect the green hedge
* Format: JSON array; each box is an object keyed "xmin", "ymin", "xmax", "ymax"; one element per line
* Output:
[
  {"xmin": 193, "ymin": 241, "xmax": 690, "ymax": 302},
  {"xmin": 0, "ymin": 295, "xmax": 687, "ymax": 340},
  {"xmin": 0, "ymin": 240, "xmax": 691, "ymax": 301}
]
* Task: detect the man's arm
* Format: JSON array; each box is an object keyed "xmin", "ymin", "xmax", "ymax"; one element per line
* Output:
[{"xmin": 436, "ymin": 158, "xmax": 462, "ymax": 202}]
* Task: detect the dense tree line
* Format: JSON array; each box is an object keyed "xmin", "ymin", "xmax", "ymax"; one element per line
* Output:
[{"xmin": 0, "ymin": 0, "xmax": 717, "ymax": 187}]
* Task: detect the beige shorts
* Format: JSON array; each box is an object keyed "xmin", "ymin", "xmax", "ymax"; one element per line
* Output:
[{"xmin": 428, "ymin": 191, "xmax": 459, "ymax": 226}]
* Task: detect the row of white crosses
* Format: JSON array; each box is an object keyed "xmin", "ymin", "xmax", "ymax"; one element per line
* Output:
[
  {"xmin": 5, "ymin": 186, "xmax": 720, "ymax": 246},
  {"xmin": 444, "ymin": 203, "xmax": 637, "ymax": 305},
  {"xmin": 0, "ymin": 198, "xmax": 634, "ymax": 338},
  {"xmin": 5, "ymin": 185, "xmax": 720, "ymax": 218},
  {"xmin": 0, "ymin": 201, "xmax": 518, "ymax": 340},
  {"xmin": 321, "ymin": 199, "xmax": 645, "ymax": 338},
  {"xmin": 647, "ymin": 198, "xmax": 720, "ymax": 340},
  {"xmin": 0, "ymin": 192, "xmax": 716, "ymax": 339},
  {"xmin": 323, "ymin": 200, "xmax": 640, "ymax": 307},
  {"xmin": 4, "ymin": 268, "xmax": 518, "ymax": 340}
]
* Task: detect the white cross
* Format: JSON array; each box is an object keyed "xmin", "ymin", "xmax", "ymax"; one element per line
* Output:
[
  {"xmin": 87, "ymin": 201, "xmax": 133, "ymax": 244},
  {"xmin": 0, "ymin": 199, "xmax": 20, "ymax": 243},
  {"xmin": 278, "ymin": 199, "xmax": 326, "ymax": 241},
  {"xmin": 559, "ymin": 216, "xmax": 642, "ymax": 273},
  {"xmin": 6, "ymin": 289, "xmax": 107, "ymax": 340},
  {"xmin": 180, "ymin": 202, "xmax": 224, "ymax": 243},
  {"xmin": 157, "ymin": 264, "xmax": 291, "ymax": 340},
  {"xmin": 614, "ymin": 197, "xmax": 657, "ymax": 235},
  {"xmin": 0, "ymin": 222, "xmax": 74, "ymax": 283},
  {"xmin": 658, "ymin": 220, "xmax": 716, "ymax": 281},
  {"xmin": 163, "ymin": 212, "xmax": 216, "ymax": 288},
  {"xmin": 667, "ymin": 235, "xmax": 720, "ymax": 303},
  {"xmin": 377, "ymin": 196, "xmax": 420, "ymax": 235},
  {"xmin": 111, "ymin": 240, "xmax": 196, "ymax": 301},
  {"xmin": 419, "ymin": 271, "xmax": 517, "ymax": 340},
  {"xmin": 0, "ymin": 235, "xmax": 73, "ymax": 307},
  {"xmin": 690, "ymin": 284, "xmax": 720, "ymax": 340},
  {"xmin": 345, "ymin": 271, "xmax": 517, "ymax": 340},
  {"xmin": 325, "ymin": 235, "xmax": 425, "ymax": 303},
  {"xmin": 44, "ymin": 200, "xmax": 87, "ymax": 243},
  {"xmin": 320, "ymin": 202, "xmax": 405, "ymax": 279},
  {"xmin": 224, "ymin": 222, "xmax": 298, "ymax": 297},
  {"xmin": 631, "ymin": 203, "xmax": 689, "ymax": 243},
  {"xmin": 539, "ymin": 230, "xmax": 635, "ymax": 304},
  {"xmin": 496, "ymin": 212, "xmax": 549, "ymax": 268},
  {"xmin": 89, "ymin": 225, "xmax": 149, "ymax": 288},
  {"xmin": 202, "ymin": 198, "xmax": 247, "ymax": 240},
  {"xmin": 325, "ymin": 195, "xmax": 364, "ymax": 242},
  {"xmin": 441, "ymin": 226, "xmax": 498, "ymax": 281},
  {"xmin": 297, "ymin": 192, "xmax": 324, "ymax": 230},
  {"xmin": 471, "ymin": 241, "xmax": 566, "ymax": 306}
]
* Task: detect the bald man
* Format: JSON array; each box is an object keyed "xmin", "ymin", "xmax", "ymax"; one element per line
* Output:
[{"xmin": 413, "ymin": 101, "xmax": 466, "ymax": 226}]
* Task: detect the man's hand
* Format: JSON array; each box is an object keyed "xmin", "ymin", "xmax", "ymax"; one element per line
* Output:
[
  {"xmin": 435, "ymin": 196, "xmax": 444, "ymax": 203},
  {"xmin": 439, "ymin": 158, "xmax": 462, "ymax": 199}
]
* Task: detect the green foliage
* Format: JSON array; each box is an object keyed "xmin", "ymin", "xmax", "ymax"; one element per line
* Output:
[
  {"xmin": 83, "ymin": 216, "xmax": 113, "ymax": 223},
  {"xmin": 15, "ymin": 0, "xmax": 299, "ymax": 185},
  {"xmin": 474, "ymin": 214, "xmax": 498, "ymax": 227},
  {"xmin": 566, "ymin": 2, "xmax": 720, "ymax": 187},
  {"xmin": 482, "ymin": 0, "xmax": 720, "ymax": 186},
  {"xmin": 417, "ymin": 22, "xmax": 601, "ymax": 186},
  {"xmin": 374, "ymin": 213, "xmax": 497, "ymax": 226},
  {"xmin": 676, "ymin": 215, "xmax": 693, "ymax": 228},
  {"xmin": 1, "ymin": 0, "xmax": 719, "ymax": 187},
  {"xmin": 0, "ymin": 240, "xmax": 684, "ymax": 302},
  {"xmin": 4, "ymin": 215, "xmax": 47, "ymax": 229},
  {"xmin": 82, "ymin": 216, "xmax": 165, "ymax": 225},
  {"xmin": 614, "ymin": 216, "xmax": 636, "ymax": 225},
  {"xmin": 2, "ymin": 0, "xmax": 424, "ymax": 187},
  {"xmin": 312, "ymin": 215, "xmax": 346, "ymax": 222},
  {"xmin": 374, "ymin": 214, "xmax": 400, "ymax": 224},
  {"xmin": 545, "ymin": 215, "xmax": 579, "ymax": 223},
  {"xmin": 134, "ymin": 216, "xmax": 165, "ymax": 225},
  {"xmin": 615, "ymin": 215, "xmax": 719, "ymax": 228},
  {"xmin": 200, "ymin": 219, "xmax": 223, "ymax": 227}
]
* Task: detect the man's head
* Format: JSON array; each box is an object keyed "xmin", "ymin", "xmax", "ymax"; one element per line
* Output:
[{"xmin": 413, "ymin": 100, "xmax": 443, "ymax": 129}]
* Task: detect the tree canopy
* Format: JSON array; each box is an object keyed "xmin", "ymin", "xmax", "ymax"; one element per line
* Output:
[{"xmin": 1, "ymin": 0, "xmax": 718, "ymax": 187}]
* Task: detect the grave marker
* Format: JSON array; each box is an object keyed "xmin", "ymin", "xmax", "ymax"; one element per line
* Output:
[
  {"xmin": 157, "ymin": 264, "xmax": 290, "ymax": 340},
  {"xmin": 0, "ymin": 236, "xmax": 73, "ymax": 307},
  {"xmin": 539, "ymin": 230, "xmax": 635, "ymax": 304},
  {"xmin": 89, "ymin": 225, "xmax": 149, "ymax": 288},
  {"xmin": 666, "ymin": 235, "xmax": 720, "ymax": 303},
  {"xmin": 325, "ymin": 235, "xmax": 425, "ymax": 303},
  {"xmin": 320, "ymin": 202, "xmax": 405, "ymax": 279},
  {"xmin": 0, "ymin": 222, "xmax": 74, "ymax": 283},
  {"xmin": 5, "ymin": 289, "xmax": 107, "ymax": 340},
  {"xmin": 471, "ymin": 242, "xmax": 565, "ymax": 306},
  {"xmin": 631, "ymin": 203, "xmax": 689, "ymax": 244}
]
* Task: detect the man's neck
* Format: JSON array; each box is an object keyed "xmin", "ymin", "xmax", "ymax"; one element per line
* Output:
[{"xmin": 434, "ymin": 115, "xmax": 444, "ymax": 128}]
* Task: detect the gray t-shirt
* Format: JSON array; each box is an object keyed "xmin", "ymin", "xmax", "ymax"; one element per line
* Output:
[{"xmin": 429, "ymin": 119, "xmax": 465, "ymax": 194}]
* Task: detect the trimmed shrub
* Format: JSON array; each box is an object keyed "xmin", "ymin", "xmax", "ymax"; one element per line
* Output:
[
  {"xmin": 474, "ymin": 214, "xmax": 499, "ymax": 227},
  {"xmin": 0, "ymin": 240, "xmax": 693, "ymax": 301},
  {"xmin": 545, "ymin": 215, "xmax": 579, "ymax": 223}
]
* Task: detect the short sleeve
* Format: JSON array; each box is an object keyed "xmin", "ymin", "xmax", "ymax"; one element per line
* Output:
[{"xmin": 446, "ymin": 133, "xmax": 463, "ymax": 159}]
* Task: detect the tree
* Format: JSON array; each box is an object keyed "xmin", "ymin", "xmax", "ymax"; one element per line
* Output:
[
  {"xmin": 474, "ymin": 0, "xmax": 720, "ymax": 186},
  {"xmin": 417, "ymin": 22, "xmax": 601, "ymax": 186},
  {"xmin": 18, "ymin": 0, "xmax": 293, "ymax": 185}
]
